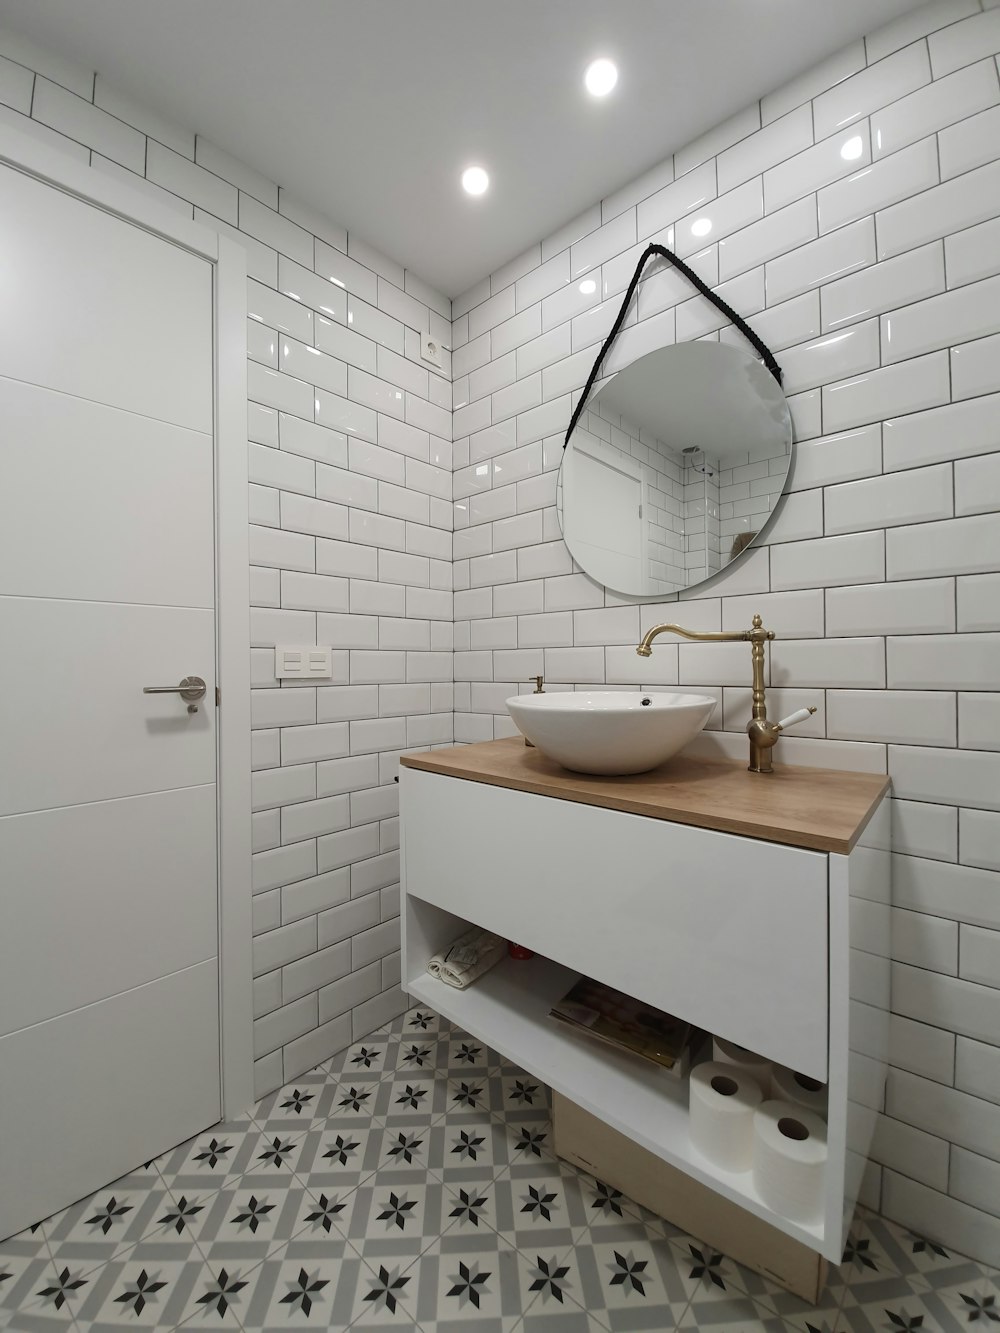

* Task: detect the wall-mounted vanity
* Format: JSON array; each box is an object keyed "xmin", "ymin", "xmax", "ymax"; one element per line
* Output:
[{"xmin": 400, "ymin": 739, "xmax": 890, "ymax": 1268}]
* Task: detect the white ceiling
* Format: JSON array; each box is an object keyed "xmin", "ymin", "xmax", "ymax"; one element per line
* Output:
[{"xmin": 2, "ymin": 0, "xmax": 924, "ymax": 298}]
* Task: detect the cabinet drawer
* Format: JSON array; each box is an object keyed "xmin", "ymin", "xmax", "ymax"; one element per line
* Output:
[{"xmin": 402, "ymin": 770, "xmax": 828, "ymax": 1079}]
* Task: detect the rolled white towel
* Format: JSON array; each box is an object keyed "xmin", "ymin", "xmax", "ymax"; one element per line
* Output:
[{"xmin": 428, "ymin": 927, "xmax": 506, "ymax": 989}]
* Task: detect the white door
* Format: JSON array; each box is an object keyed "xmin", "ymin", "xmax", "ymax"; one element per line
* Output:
[
  {"xmin": 0, "ymin": 165, "xmax": 222, "ymax": 1240},
  {"xmin": 563, "ymin": 434, "xmax": 645, "ymax": 592}
]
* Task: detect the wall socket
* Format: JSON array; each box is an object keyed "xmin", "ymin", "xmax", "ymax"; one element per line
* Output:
[
  {"xmin": 419, "ymin": 330, "xmax": 445, "ymax": 370},
  {"xmin": 275, "ymin": 645, "xmax": 333, "ymax": 679}
]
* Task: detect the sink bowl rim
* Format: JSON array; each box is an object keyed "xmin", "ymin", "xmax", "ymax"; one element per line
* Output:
[{"xmin": 506, "ymin": 689, "xmax": 718, "ymax": 714}]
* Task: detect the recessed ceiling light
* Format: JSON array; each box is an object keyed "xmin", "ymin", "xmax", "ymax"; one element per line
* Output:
[
  {"xmin": 579, "ymin": 278, "xmax": 597, "ymax": 294},
  {"xmin": 585, "ymin": 58, "xmax": 618, "ymax": 97},
  {"xmin": 461, "ymin": 165, "xmax": 489, "ymax": 195},
  {"xmin": 840, "ymin": 135, "xmax": 864, "ymax": 161},
  {"xmin": 690, "ymin": 217, "xmax": 713, "ymax": 237}
]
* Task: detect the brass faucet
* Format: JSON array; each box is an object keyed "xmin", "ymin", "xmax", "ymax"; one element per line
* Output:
[{"xmin": 635, "ymin": 613, "xmax": 816, "ymax": 774}]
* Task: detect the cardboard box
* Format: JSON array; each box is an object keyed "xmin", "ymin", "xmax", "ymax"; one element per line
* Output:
[{"xmin": 552, "ymin": 1091, "xmax": 828, "ymax": 1303}]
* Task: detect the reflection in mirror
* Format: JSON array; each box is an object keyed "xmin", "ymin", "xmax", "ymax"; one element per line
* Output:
[{"xmin": 558, "ymin": 342, "xmax": 793, "ymax": 599}]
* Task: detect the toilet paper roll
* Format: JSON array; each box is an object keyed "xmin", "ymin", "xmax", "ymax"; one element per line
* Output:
[
  {"xmin": 689, "ymin": 1061, "xmax": 764, "ymax": 1173},
  {"xmin": 752, "ymin": 1100, "xmax": 827, "ymax": 1225},
  {"xmin": 712, "ymin": 1036, "xmax": 772, "ymax": 1091},
  {"xmin": 771, "ymin": 1065, "xmax": 828, "ymax": 1120}
]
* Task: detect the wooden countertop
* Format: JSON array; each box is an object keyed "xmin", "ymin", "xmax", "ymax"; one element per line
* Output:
[{"xmin": 400, "ymin": 737, "xmax": 890, "ymax": 854}]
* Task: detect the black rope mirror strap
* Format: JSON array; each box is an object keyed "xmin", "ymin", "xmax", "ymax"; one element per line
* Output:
[{"xmin": 563, "ymin": 242, "xmax": 784, "ymax": 449}]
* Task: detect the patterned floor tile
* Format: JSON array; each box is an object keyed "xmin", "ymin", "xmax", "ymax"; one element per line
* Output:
[
  {"xmin": 381, "ymin": 1006, "xmax": 453, "ymax": 1040},
  {"xmin": 5, "ymin": 1000, "xmax": 1000, "ymax": 1333},
  {"xmin": 171, "ymin": 1256, "xmax": 259, "ymax": 1329},
  {"xmin": 930, "ymin": 1271, "xmax": 1000, "ymax": 1327},
  {"xmin": 426, "ymin": 1110, "xmax": 516, "ymax": 1185},
  {"xmin": 323, "ymin": 1035, "xmax": 396, "ymax": 1081},
  {"xmin": 668, "ymin": 1233, "xmax": 764, "ymax": 1307},
  {"xmin": 1, "ymin": 1253, "xmax": 90, "ymax": 1329},
  {"xmin": 569, "ymin": 1217, "xmax": 692, "ymax": 1330},
  {"xmin": 180, "ymin": 1176, "xmax": 323, "ymax": 1269},
  {"xmin": 344, "ymin": 1257, "xmax": 424, "ymax": 1329},
  {"xmin": 755, "ymin": 1275, "xmax": 846, "ymax": 1333},
  {"xmin": 71, "ymin": 1248, "xmax": 207, "ymax": 1329},
  {"xmin": 43, "ymin": 1167, "xmax": 173, "ymax": 1276},
  {"xmin": 332, "ymin": 1174, "xmax": 453, "ymax": 1265},
  {"xmin": 294, "ymin": 1117, "xmax": 388, "ymax": 1193},
  {"xmin": 374, "ymin": 1072, "xmax": 451, "ymax": 1122},
  {"xmin": 491, "ymin": 1159, "xmax": 594, "ymax": 1253},
  {"xmin": 838, "ymin": 1281, "xmax": 968, "ymax": 1330},
  {"xmin": 515, "ymin": 1248, "xmax": 604, "ymax": 1330},
  {"xmin": 154, "ymin": 1118, "xmax": 261, "ymax": 1195},
  {"xmin": 251, "ymin": 1073, "xmax": 335, "ymax": 1131},
  {"xmin": 677, "ymin": 1289, "xmax": 786, "ymax": 1330},
  {"xmin": 321, "ymin": 1073, "xmax": 389, "ymax": 1121},
  {"xmin": 399, "ymin": 1227, "xmax": 534, "ymax": 1330},
  {"xmin": 238, "ymin": 1235, "xmax": 366, "ymax": 1330},
  {"xmin": 434, "ymin": 1033, "xmax": 507, "ymax": 1081}
]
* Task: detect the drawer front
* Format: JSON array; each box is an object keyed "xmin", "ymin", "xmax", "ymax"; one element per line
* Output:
[{"xmin": 402, "ymin": 771, "xmax": 828, "ymax": 1079}]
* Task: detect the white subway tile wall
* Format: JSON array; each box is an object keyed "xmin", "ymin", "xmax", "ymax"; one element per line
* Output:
[
  {"xmin": 0, "ymin": 28, "xmax": 451, "ymax": 1098},
  {"xmin": 448, "ymin": 0, "xmax": 1000, "ymax": 1263},
  {"xmin": 4, "ymin": 0, "xmax": 1000, "ymax": 1265}
]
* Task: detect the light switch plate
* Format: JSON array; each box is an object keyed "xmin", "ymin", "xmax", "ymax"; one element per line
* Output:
[{"xmin": 275, "ymin": 645, "xmax": 333, "ymax": 679}]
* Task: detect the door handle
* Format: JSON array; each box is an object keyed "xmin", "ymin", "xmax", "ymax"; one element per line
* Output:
[{"xmin": 143, "ymin": 676, "xmax": 207, "ymax": 713}]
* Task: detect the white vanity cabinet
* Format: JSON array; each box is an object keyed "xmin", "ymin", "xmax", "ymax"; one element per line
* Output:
[{"xmin": 399, "ymin": 738, "xmax": 890, "ymax": 1263}]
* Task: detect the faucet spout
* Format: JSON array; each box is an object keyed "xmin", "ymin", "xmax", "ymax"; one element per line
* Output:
[
  {"xmin": 636, "ymin": 622, "xmax": 749, "ymax": 656},
  {"xmin": 634, "ymin": 614, "xmax": 782, "ymax": 773}
]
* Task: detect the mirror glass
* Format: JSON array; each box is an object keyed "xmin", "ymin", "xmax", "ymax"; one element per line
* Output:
[{"xmin": 558, "ymin": 342, "xmax": 792, "ymax": 599}]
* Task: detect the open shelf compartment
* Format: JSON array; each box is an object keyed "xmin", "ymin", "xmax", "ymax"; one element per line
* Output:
[{"xmin": 404, "ymin": 892, "xmax": 828, "ymax": 1252}]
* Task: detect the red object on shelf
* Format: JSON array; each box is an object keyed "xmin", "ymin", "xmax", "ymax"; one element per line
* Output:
[{"xmin": 508, "ymin": 942, "xmax": 534, "ymax": 960}]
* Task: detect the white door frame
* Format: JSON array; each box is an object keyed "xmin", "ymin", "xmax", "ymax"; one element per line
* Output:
[{"xmin": 0, "ymin": 126, "xmax": 253, "ymax": 1116}]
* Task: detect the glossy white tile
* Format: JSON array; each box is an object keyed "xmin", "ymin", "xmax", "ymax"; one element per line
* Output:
[
  {"xmin": 826, "ymin": 579, "xmax": 956, "ymax": 637},
  {"xmin": 883, "ymin": 274, "xmax": 1000, "ymax": 363},
  {"xmin": 873, "ymin": 59, "xmax": 999, "ymax": 160},
  {"xmin": 888, "ymin": 632, "xmax": 1000, "ymax": 690},
  {"xmin": 961, "ymin": 809, "xmax": 1000, "ymax": 873},
  {"xmin": 714, "ymin": 194, "xmax": 816, "ymax": 281},
  {"xmin": 779, "ymin": 319, "xmax": 879, "ymax": 395},
  {"xmin": 956, "ymin": 452, "xmax": 1000, "ymax": 518},
  {"xmin": 952, "ymin": 330, "xmax": 1000, "ymax": 400},
  {"xmin": 928, "ymin": 6, "xmax": 1000, "ymax": 77},
  {"xmin": 761, "ymin": 41, "xmax": 865, "ymax": 124},
  {"xmin": 147, "ymin": 140, "xmax": 237, "ymax": 222},
  {"xmin": 814, "ymin": 40, "xmax": 930, "ymax": 139},
  {"xmin": 946, "ymin": 214, "xmax": 1000, "ymax": 288},
  {"xmin": 892, "ymin": 798, "xmax": 958, "ymax": 862},
  {"xmin": 764, "ymin": 123, "xmax": 871, "ymax": 213},
  {"xmin": 829, "ymin": 689, "xmax": 956, "ymax": 746},
  {"xmin": 766, "ymin": 216, "xmax": 874, "ymax": 306},
  {"xmin": 770, "ymin": 530, "xmax": 884, "ymax": 590},
  {"xmin": 636, "ymin": 160, "xmax": 716, "ymax": 241},
  {"xmin": 673, "ymin": 178, "xmax": 763, "ymax": 260},
  {"xmin": 823, "ymin": 352, "xmax": 950, "ymax": 433},
  {"xmin": 826, "ymin": 463, "xmax": 953, "ymax": 534},
  {"xmin": 959, "ymin": 692, "xmax": 1000, "ymax": 752},
  {"xmin": 820, "ymin": 136, "xmax": 939, "ymax": 235},
  {"xmin": 866, "ymin": 0, "xmax": 978, "ymax": 62},
  {"xmin": 876, "ymin": 159, "xmax": 1000, "ymax": 259},
  {"xmin": 883, "ymin": 393, "xmax": 1000, "ymax": 471},
  {"xmin": 787, "ymin": 424, "xmax": 881, "ymax": 491},
  {"xmin": 958, "ymin": 573, "xmax": 1000, "ymax": 632},
  {"xmin": 823, "ymin": 242, "xmax": 945, "ymax": 332},
  {"xmin": 32, "ymin": 76, "xmax": 145, "ymax": 172}
]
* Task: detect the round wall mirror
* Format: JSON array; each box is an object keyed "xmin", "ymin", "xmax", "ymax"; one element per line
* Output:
[{"xmin": 558, "ymin": 342, "xmax": 792, "ymax": 599}]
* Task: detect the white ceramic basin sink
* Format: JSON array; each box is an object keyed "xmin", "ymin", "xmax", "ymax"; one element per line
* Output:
[{"xmin": 506, "ymin": 690, "xmax": 717, "ymax": 776}]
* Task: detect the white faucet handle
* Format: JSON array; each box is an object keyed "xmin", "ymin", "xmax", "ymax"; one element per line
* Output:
[{"xmin": 776, "ymin": 706, "xmax": 818, "ymax": 731}]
